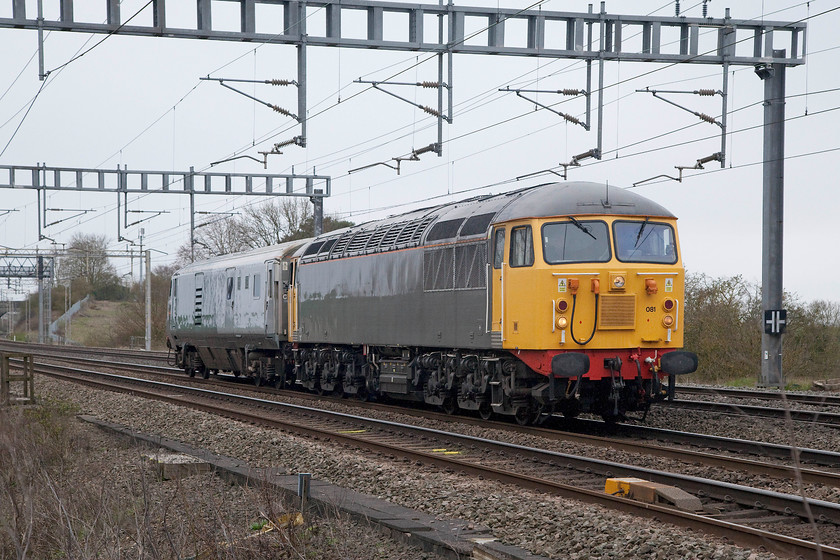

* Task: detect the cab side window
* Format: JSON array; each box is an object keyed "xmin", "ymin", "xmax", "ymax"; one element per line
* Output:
[
  {"xmin": 493, "ymin": 228, "xmax": 506, "ymax": 269},
  {"xmin": 509, "ymin": 226, "xmax": 534, "ymax": 267}
]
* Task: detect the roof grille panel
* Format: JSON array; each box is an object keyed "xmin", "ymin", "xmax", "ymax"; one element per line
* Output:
[
  {"xmin": 345, "ymin": 230, "xmax": 374, "ymax": 254},
  {"xmin": 364, "ymin": 226, "xmax": 390, "ymax": 251},
  {"xmin": 329, "ymin": 230, "xmax": 355, "ymax": 256},
  {"xmin": 380, "ymin": 222, "xmax": 406, "ymax": 249}
]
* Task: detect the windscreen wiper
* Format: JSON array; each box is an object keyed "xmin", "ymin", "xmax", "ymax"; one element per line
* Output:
[
  {"xmin": 569, "ymin": 216, "xmax": 596, "ymax": 240},
  {"xmin": 634, "ymin": 217, "xmax": 649, "ymax": 247}
]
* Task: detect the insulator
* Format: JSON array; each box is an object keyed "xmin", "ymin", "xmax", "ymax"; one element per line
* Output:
[
  {"xmin": 697, "ymin": 152, "xmax": 722, "ymax": 165},
  {"xmin": 697, "ymin": 112, "xmax": 716, "ymax": 124},
  {"xmin": 419, "ymin": 81, "xmax": 441, "ymax": 88},
  {"xmin": 421, "ymin": 105, "xmax": 442, "ymax": 118},
  {"xmin": 563, "ymin": 114, "xmax": 582, "ymax": 126},
  {"xmin": 413, "ymin": 144, "xmax": 437, "ymax": 156},
  {"xmin": 702, "ymin": 0, "xmax": 708, "ymax": 18},
  {"xmin": 675, "ymin": 1, "xmax": 680, "ymax": 16},
  {"xmin": 572, "ymin": 148, "xmax": 596, "ymax": 162},
  {"xmin": 560, "ymin": 89, "xmax": 582, "ymax": 96},
  {"xmin": 697, "ymin": 89, "xmax": 717, "ymax": 96},
  {"xmin": 269, "ymin": 79, "xmax": 293, "ymax": 86},
  {"xmin": 274, "ymin": 137, "xmax": 298, "ymax": 149},
  {"xmin": 270, "ymin": 104, "xmax": 294, "ymax": 118}
]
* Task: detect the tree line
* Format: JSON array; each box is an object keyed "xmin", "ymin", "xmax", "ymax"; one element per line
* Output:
[{"xmin": 683, "ymin": 273, "xmax": 840, "ymax": 385}]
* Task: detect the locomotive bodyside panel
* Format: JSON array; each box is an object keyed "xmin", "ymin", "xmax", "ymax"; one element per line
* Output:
[{"xmin": 296, "ymin": 247, "xmax": 489, "ymax": 348}]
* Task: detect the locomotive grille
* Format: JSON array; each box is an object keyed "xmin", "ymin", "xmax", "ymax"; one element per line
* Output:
[
  {"xmin": 410, "ymin": 215, "xmax": 436, "ymax": 244},
  {"xmin": 424, "ymin": 243, "xmax": 487, "ymax": 291},
  {"xmin": 193, "ymin": 274, "xmax": 204, "ymax": 326},
  {"xmin": 380, "ymin": 223, "xmax": 405, "ymax": 248},
  {"xmin": 455, "ymin": 242, "xmax": 487, "ymax": 289},
  {"xmin": 345, "ymin": 230, "xmax": 373, "ymax": 254},
  {"xmin": 329, "ymin": 230, "xmax": 355, "ymax": 256},
  {"xmin": 424, "ymin": 247, "xmax": 454, "ymax": 291},
  {"xmin": 193, "ymin": 288, "xmax": 202, "ymax": 326},
  {"xmin": 598, "ymin": 295, "xmax": 636, "ymax": 329},
  {"xmin": 364, "ymin": 226, "xmax": 389, "ymax": 251},
  {"xmin": 395, "ymin": 216, "xmax": 427, "ymax": 247}
]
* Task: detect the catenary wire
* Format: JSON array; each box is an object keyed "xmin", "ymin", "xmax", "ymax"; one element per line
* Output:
[{"xmin": 9, "ymin": 2, "xmax": 836, "ymax": 254}]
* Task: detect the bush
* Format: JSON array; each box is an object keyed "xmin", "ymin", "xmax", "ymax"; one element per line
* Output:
[{"xmin": 684, "ymin": 273, "xmax": 840, "ymax": 385}]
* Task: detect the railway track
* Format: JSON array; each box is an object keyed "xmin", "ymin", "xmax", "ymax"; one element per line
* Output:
[
  {"xmin": 0, "ymin": 340, "xmax": 170, "ymax": 363},
  {"xmin": 13, "ymin": 351, "xmax": 840, "ymax": 486},
  {"xmin": 6, "ymin": 340, "xmax": 838, "ymax": 428},
  {"xmin": 677, "ymin": 385, "xmax": 840, "ymax": 407},
  {"xmin": 660, "ymin": 398, "xmax": 840, "ymax": 427},
  {"xmin": 18, "ymin": 358, "xmax": 840, "ymax": 558}
]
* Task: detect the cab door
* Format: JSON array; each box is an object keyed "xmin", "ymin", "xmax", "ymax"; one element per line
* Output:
[
  {"xmin": 490, "ymin": 226, "xmax": 506, "ymax": 345},
  {"xmin": 224, "ymin": 267, "xmax": 236, "ymax": 330},
  {"xmin": 279, "ymin": 258, "xmax": 293, "ymax": 336},
  {"xmin": 502, "ymin": 224, "xmax": 537, "ymax": 346},
  {"xmin": 287, "ymin": 259, "xmax": 299, "ymax": 339},
  {"xmin": 264, "ymin": 260, "xmax": 282, "ymax": 338}
]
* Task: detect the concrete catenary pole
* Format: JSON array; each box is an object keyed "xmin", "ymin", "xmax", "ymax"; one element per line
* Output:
[{"xmin": 757, "ymin": 50, "xmax": 786, "ymax": 387}]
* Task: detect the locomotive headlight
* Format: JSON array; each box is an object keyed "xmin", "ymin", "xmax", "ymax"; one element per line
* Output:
[
  {"xmin": 609, "ymin": 272, "xmax": 626, "ymax": 292},
  {"xmin": 556, "ymin": 299, "xmax": 569, "ymax": 313},
  {"xmin": 662, "ymin": 315, "xmax": 674, "ymax": 328},
  {"xmin": 557, "ymin": 317, "xmax": 568, "ymax": 329},
  {"xmin": 663, "ymin": 298, "xmax": 675, "ymax": 311}
]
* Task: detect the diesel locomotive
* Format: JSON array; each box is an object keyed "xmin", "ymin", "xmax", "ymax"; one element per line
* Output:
[{"xmin": 167, "ymin": 182, "xmax": 697, "ymax": 423}]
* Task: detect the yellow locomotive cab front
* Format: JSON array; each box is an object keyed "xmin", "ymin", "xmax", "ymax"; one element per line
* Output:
[{"xmin": 491, "ymin": 214, "xmax": 692, "ymax": 383}]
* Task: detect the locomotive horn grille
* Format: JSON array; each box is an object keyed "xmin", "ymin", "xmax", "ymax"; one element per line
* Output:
[{"xmin": 598, "ymin": 295, "xmax": 636, "ymax": 329}]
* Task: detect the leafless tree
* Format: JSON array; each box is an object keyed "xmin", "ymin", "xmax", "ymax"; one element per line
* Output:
[
  {"xmin": 60, "ymin": 233, "xmax": 116, "ymax": 288},
  {"xmin": 241, "ymin": 198, "xmax": 312, "ymax": 247},
  {"xmin": 176, "ymin": 198, "xmax": 353, "ymax": 266}
]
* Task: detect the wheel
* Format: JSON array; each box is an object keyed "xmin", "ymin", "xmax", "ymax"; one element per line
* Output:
[
  {"xmin": 254, "ymin": 375, "xmax": 264, "ymax": 387},
  {"xmin": 187, "ymin": 367, "xmax": 196, "ymax": 378},
  {"xmin": 478, "ymin": 402, "xmax": 493, "ymax": 421},
  {"xmin": 533, "ymin": 404, "xmax": 554, "ymax": 426},
  {"xmin": 201, "ymin": 367, "xmax": 209, "ymax": 380},
  {"xmin": 354, "ymin": 387, "xmax": 369, "ymax": 401},
  {"xmin": 441, "ymin": 398, "xmax": 458, "ymax": 415},
  {"xmin": 601, "ymin": 413, "xmax": 624, "ymax": 425},
  {"xmin": 561, "ymin": 399, "xmax": 581, "ymax": 419},
  {"xmin": 513, "ymin": 406, "xmax": 532, "ymax": 426}
]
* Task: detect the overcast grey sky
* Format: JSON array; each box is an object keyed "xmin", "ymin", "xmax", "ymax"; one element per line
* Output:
[{"xmin": 1, "ymin": 0, "xmax": 838, "ymax": 303}]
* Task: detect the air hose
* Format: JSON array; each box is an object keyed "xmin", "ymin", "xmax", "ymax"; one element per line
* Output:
[{"xmin": 570, "ymin": 293, "xmax": 599, "ymax": 345}]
